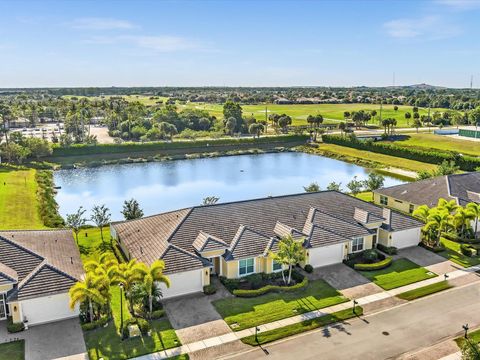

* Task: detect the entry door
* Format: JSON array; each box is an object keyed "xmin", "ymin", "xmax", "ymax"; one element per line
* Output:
[{"xmin": 0, "ymin": 293, "xmax": 6, "ymax": 320}]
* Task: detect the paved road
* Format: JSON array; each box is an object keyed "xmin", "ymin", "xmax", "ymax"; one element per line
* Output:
[{"xmin": 224, "ymin": 283, "xmax": 480, "ymax": 360}]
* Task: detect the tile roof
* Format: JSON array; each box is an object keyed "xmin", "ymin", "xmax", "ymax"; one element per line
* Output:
[
  {"xmin": 375, "ymin": 172, "xmax": 480, "ymax": 207},
  {"xmin": 113, "ymin": 191, "xmax": 421, "ymax": 274},
  {"xmin": 192, "ymin": 231, "xmax": 229, "ymax": 253},
  {"xmin": 0, "ymin": 263, "xmax": 18, "ymax": 285}
]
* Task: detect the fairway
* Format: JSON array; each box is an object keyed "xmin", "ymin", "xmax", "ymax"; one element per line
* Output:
[{"xmin": 0, "ymin": 168, "xmax": 45, "ymax": 229}]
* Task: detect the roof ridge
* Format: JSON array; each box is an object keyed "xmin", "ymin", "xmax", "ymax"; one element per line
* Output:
[
  {"xmin": 0, "ymin": 229, "xmax": 71, "ymax": 233},
  {"xmin": 111, "ymin": 207, "xmax": 192, "ymax": 226},
  {"xmin": 17, "ymin": 259, "xmax": 48, "ymax": 289},
  {"xmin": 164, "ymin": 243, "xmax": 209, "ymax": 264},
  {"xmin": 0, "ymin": 262, "xmax": 18, "ymax": 283},
  {"xmin": 0, "ymin": 235, "xmax": 45, "ymax": 262},
  {"xmin": 312, "ymin": 207, "xmax": 366, "ymax": 228},
  {"xmin": 165, "ymin": 208, "xmax": 195, "ymax": 243}
]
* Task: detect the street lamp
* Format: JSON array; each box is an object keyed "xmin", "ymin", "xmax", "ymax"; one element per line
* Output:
[
  {"xmin": 353, "ymin": 299, "xmax": 359, "ymax": 314},
  {"xmin": 119, "ymin": 283, "xmax": 124, "ymax": 339},
  {"xmin": 463, "ymin": 324, "xmax": 469, "ymax": 339}
]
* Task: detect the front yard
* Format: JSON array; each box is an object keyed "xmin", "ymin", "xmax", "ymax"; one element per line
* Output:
[
  {"xmin": 358, "ymin": 258, "xmax": 437, "ymax": 290},
  {"xmin": 212, "ymin": 279, "xmax": 348, "ymax": 331},
  {"xmin": 438, "ymin": 238, "xmax": 480, "ymax": 268},
  {"xmin": 0, "ymin": 340, "xmax": 25, "ymax": 360}
]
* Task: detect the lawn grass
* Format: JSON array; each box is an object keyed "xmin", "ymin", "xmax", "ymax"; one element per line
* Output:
[
  {"xmin": 315, "ymin": 143, "xmax": 438, "ymax": 174},
  {"xmin": 212, "ymin": 279, "xmax": 348, "ymax": 331},
  {"xmin": 396, "ymin": 280, "xmax": 452, "ymax": 301},
  {"xmin": 0, "ymin": 168, "xmax": 45, "ymax": 229},
  {"xmin": 391, "ymin": 133, "xmax": 480, "ymax": 157},
  {"xmin": 355, "ymin": 191, "xmax": 373, "ymax": 202},
  {"xmin": 76, "ymin": 226, "xmax": 113, "ymax": 263},
  {"xmin": 83, "ymin": 317, "xmax": 181, "ymax": 360},
  {"xmin": 456, "ymin": 328, "xmax": 480, "ymax": 348},
  {"xmin": 241, "ymin": 307, "xmax": 362, "ymax": 346},
  {"xmin": 438, "ymin": 238, "xmax": 480, "ymax": 268},
  {"xmin": 0, "ymin": 340, "xmax": 25, "ymax": 360},
  {"xmin": 358, "ymin": 258, "xmax": 437, "ymax": 290}
]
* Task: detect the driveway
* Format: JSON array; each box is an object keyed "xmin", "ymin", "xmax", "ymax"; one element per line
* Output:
[
  {"xmin": 309, "ymin": 263, "xmax": 383, "ymax": 299},
  {"xmin": 0, "ymin": 318, "xmax": 86, "ymax": 360},
  {"xmin": 164, "ymin": 277, "xmax": 233, "ymax": 343},
  {"xmin": 397, "ymin": 246, "xmax": 461, "ymax": 274}
]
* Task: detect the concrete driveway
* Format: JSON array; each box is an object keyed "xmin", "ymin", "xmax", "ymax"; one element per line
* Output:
[
  {"xmin": 309, "ymin": 263, "xmax": 383, "ymax": 299},
  {"xmin": 0, "ymin": 318, "xmax": 86, "ymax": 360},
  {"xmin": 397, "ymin": 246, "xmax": 461, "ymax": 274}
]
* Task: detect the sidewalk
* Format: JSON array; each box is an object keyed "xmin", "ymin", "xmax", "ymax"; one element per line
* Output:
[{"xmin": 133, "ymin": 264, "xmax": 480, "ymax": 360}]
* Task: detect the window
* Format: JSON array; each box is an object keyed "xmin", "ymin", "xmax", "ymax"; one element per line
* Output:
[
  {"xmin": 239, "ymin": 258, "xmax": 255, "ymax": 276},
  {"xmin": 352, "ymin": 237, "xmax": 364, "ymax": 252},
  {"xmin": 272, "ymin": 260, "xmax": 282, "ymax": 272},
  {"xmin": 380, "ymin": 196, "xmax": 388, "ymax": 206},
  {"xmin": 409, "ymin": 204, "xmax": 415, "ymax": 214}
]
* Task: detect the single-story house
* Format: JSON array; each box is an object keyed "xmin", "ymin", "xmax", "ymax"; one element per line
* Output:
[
  {"xmin": 111, "ymin": 191, "xmax": 422, "ymax": 299},
  {"xmin": 0, "ymin": 230, "xmax": 84, "ymax": 327},
  {"xmin": 373, "ymin": 172, "xmax": 480, "ymax": 214}
]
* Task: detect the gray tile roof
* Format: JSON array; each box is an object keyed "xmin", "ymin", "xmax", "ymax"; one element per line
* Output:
[
  {"xmin": 0, "ymin": 263, "xmax": 18, "ymax": 285},
  {"xmin": 113, "ymin": 191, "xmax": 421, "ymax": 274},
  {"xmin": 192, "ymin": 231, "xmax": 229, "ymax": 253},
  {"xmin": 375, "ymin": 172, "xmax": 480, "ymax": 207},
  {"xmin": 0, "ymin": 237, "xmax": 44, "ymax": 282}
]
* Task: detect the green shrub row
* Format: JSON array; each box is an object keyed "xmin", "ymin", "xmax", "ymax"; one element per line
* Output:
[
  {"xmin": 81, "ymin": 316, "xmax": 109, "ymax": 331},
  {"xmin": 7, "ymin": 317, "xmax": 25, "ymax": 333},
  {"xmin": 354, "ymin": 256, "xmax": 393, "ymax": 271},
  {"xmin": 232, "ymin": 277, "xmax": 308, "ymax": 297},
  {"xmin": 376, "ymin": 243, "xmax": 398, "ymax": 255},
  {"xmin": 35, "ymin": 170, "xmax": 65, "ymax": 227},
  {"xmin": 322, "ymin": 135, "xmax": 480, "ymax": 171},
  {"xmin": 460, "ymin": 243, "xmax": 477, "ymax": 257},
  {"xmin": 150, "ymin": 309, "xmax": 165, "ymax": 319},
  {"xmin": 203, "ymin": 284, "xmax": 217, "ymax": 295},
  {"xmin": 51, "ymin": 135, "xmax": 309, "ymax": 157}
]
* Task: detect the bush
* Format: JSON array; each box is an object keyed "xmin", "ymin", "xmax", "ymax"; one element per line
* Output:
[
  {"xmin": 460, "ymin": 244, "xmax": 476, "ymax": 257},
  {"xmin": 7, "ymin": 317, "xmax": 24, "ymax": 333},
  {"xmin": 377, "ymin": 243, "xmax": 398, "ymax": 255},
  {"xmin": 304, "ymin": 264, "xmax": 313, "ymax": 273},
  {"xmin": 81, "ymin": 316, "xmax": 109, "ymax": 331},
  {"xmin": 219, "ymin": 276, "xmax": 241, "ymax": 292},
  {"xmin": 245, "ymin": 273, "xmax": 263, "ymax": 289},
  {"xmin": 150, "ymin": 309, "xmax": 165, "ymax": 319},
  {"xmin": 362, "ymin": 249, "xmax": 379, "ymax": 263},
  {"xmin": 354, "ymin": 257, "xmax": 393, "ymax": 271},
  {"xmin": 203, "ymin": 284, "xmax": 217, "ymax": 295},
  {"xmin": 137, "ymin": 318, "xmax": 151, "ymax": 335},
  {"xmin": 419, "ymin": 242, "xmax": 445, "ymax": 253},
  {"xmin": 35, "ymin": 170, "xmax": 64, "ymax": 227},
  {"xmin": 233, "ymin": 277, "xmax": 308, "ymax": 298}
]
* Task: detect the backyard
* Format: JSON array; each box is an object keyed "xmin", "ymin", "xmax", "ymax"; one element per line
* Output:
[
  {"xmin": 358, "ymin": 258, "xmax": 437, "ymax": 290},
  {"xmin": 212, "ymin": 279, "xmax": 348, "ymax": 331}
]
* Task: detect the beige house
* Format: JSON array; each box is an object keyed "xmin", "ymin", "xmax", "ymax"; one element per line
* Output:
[
  {"xmin": 112, "ymin": 191, "xmax": 422, "ymax": 299},
  {"xmin": 0, "ymin": 230, "xmax": 84, "ymax": 326}
]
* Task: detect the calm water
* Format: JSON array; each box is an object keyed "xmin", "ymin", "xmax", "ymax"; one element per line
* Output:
[{"xmin": 54, "ymin": 152, "xmax": 404, "ymax": 221}]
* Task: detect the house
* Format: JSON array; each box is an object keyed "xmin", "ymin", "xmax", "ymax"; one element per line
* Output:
[
  {"xmin": 0, "ymin": 230, "xmax": 84, "ymax": 327},
  {"xmin": 112, "ymin": 191, "xmax": 422, "ymax": 299},
  {"xmin": 373, "ymin": 172, "xmax": 480, "ymax": 214}
]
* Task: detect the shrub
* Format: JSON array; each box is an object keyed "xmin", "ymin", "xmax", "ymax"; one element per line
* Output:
[
  {"xmin": 245, "ymin": 273, "xmax": 263, "ymax": 289},
  {"xmin": 419, "ymin": 242, "xmax": 445, "ymax": 253},
  {"xmin": 362, "ymin": 249, "xmax": 379, "ymax": 263},
  {"xmin": 203, "ymin": 284, "xmax": 217, "ymax": 295},
  {"xmin": 137, "ymin": 318, "xmax": 151, "ymax": 335},
  {"xmin": 35, "ymin": 170, "xmax": 64, "ymax": 227},
  {"xmin": 150, "ymin": 309, "xmax": 165, "ymax": 319},
  {"xmin": 304, "ymin": 264, "xmax": 313, "ymax": 273},
  {"xmin": 7, "ymin": 317, "xmax": 24, "ymax": 333},
  {"xmin": 219, "ymin": 276, "xmax": 241, "ymax": 292},
  {"xmin": 377, "ymin": 243, "xmax": 398, "ymax": 255},
  {"xmin": 354, "ymin": 257, "xmax": 393, "ymax": 271},
  {"xmin": 81, "ymin": 316, "xmax": 109, "ymax": 331},
  {"xmin": 233, "ymin": 277, "xmax": 308, "ymax": 298},
  {"xmin": 460, "ymin": 244, "xmax": 476, "ymax": 257}
]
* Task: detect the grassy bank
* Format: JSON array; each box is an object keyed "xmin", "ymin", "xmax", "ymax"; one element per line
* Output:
[
  {"xmin": 0, "ymin": 168, "xmax": 46, "ymax": 230},
  {"xmin": 396, "ymin": 281, "xmax": 452, "ymax": 301}
]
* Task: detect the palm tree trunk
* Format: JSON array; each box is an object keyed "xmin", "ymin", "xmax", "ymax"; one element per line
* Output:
[
  {"xmin": 149, "ymin": 294, "xmax": 153, "ymax": 317},
  {"xmin": 89, "ymin": 299, "xmax": 94, "ymax": 323},
  {"xmin": 288, "ymin": 265, "xmax": 292, "ymax": 285}
]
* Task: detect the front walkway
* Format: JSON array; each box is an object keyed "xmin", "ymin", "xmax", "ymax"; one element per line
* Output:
[
  {"xmin": 132, "ymin": 265, "xmax": 480, "ymax": 360},
  {"xmin": 397, "ymin": 246, "xmax": 461, "ymax": 275},
  {"xmin": 0, "ymin": 318, "xmax": 86, "ymax": 360}
]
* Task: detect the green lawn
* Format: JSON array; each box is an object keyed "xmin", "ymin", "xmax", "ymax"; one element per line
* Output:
[
  {"xmin": 355, "ymin": 191, "xmax": 373, "ymax": 202},
  {"xmin": 438, "ymin": 238, "xmax": 480, "ymax": 268},
  {"xmin": 0, "ymin": 168, "xmax": 45, "ymax": 229},
  {"xmin": 358, "ymin": 258, "xmax": 437, "ymax": 290},
  {"xmin": 456, "ymin": 328, "xmax": 480, "ymax": 348},
  {"xmin": 390, "ymin": 133, "xmax": 480, "ymax": 157},
  {"xmin": 241, "ymin": 307, "xmax": 362, "ymax": 346},
  {"xmin": 83, "ymin": 317, "xmax": 180, "ymax": 360},
  {"xmin": 76, "ymin": 226, "xmax": 114, "ymax": 263},
  {"xmin": 212, "ymin": 279, "xmax": 348, "ymax": 331},
  {"xmin": 396, "ymin": 280, "xmax": 452, "ymax": 301},
  {"xmin": 0, "ymin": 340, "xmax": 25, "ymax": 360}
]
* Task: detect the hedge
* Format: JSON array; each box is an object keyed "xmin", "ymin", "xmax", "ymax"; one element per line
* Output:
[
  {"xmin": 376, "ymin": 243, "xmax": 398, "ymax": 255},
  {"xmin": 51, "ymin": 135, "xmax": 309, "ymax": 157},
  {"xmin": 322, "ymin": 135, "xmax": 480, "ymax": 171},
  {"xmin": 232, "ymin": 277, "xmax": 309, "ymax": 297},
  {"xmin": 81, "ymin": 316, "xmax": 109, "ymax": 331},
  {"xmin": 354, "ymin": 256, "xmax": 393, "ymax": 271},
  {"xmin": 7, "ymin": 317, "xmax": 24, "ymax": 333},
  {"xmin": 35, "ymin": 170, "xmax": 65, "ymax": 227}
]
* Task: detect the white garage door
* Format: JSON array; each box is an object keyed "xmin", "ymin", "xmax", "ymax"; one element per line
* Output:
[
  {"xmin": 21, "ymin": 293, "xmax": 79, "ymax": 326},
  {"xmin": 309, "ymin": 243, "xmax": 344, "ymax": 268},
  {"xmin": 392, "ymin": 227, "xmax": 421, "ymax": 249},
  {"xmin": 160, "ymin": 269, "xmax": 204, "ymax": 299}
]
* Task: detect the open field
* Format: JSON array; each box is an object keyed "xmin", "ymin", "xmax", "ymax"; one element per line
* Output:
[
  {"xmin": 0, "ymin": 168, "xmax": 45, "ymax": 230},
  {"xmin": 390, "ymin": 133, "xmax": 480, "ymax": 157},
  {"xmin": 63, "ymin": 95, "xmax": 447, "ymax": 127}
]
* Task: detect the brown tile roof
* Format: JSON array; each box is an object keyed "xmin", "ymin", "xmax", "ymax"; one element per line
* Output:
[
  {"xmin": 375, "ymin": 172, "xmax": 480, "ymax": 208},
  {"xmin": 159, "ymin": 244, "xmax": 210, "ymax": 274},
  {"xmin": 307, "ymin": 225, "xmax": 351, "ymax": 248},
  {"xmin": 0, "ymin": 237, "xmax": 44, "ymax": 282},
  {"xmin": 113, "ymin": 191, "xmax": 421, "ymax": 274},
  {"xmin": 0, "ymin": 263, "xmax": 18, "ymax": 285},
  {"xmin": 192, "ymin": 231, "xmax": 229, "ymax": 253}
]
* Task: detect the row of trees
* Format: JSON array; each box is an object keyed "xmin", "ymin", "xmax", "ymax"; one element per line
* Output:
[{"xmin": 303, "ymin": 173, "xmax": 385, "ymax": 198}]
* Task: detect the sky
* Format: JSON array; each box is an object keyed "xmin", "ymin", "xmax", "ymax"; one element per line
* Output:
[{"xmin": 0, "ymin": 0, "xmax": 479, "ymax": 88}]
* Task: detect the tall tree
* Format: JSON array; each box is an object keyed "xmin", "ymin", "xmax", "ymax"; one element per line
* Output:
[
  {"xmin": 303, "ymin": 182, "xmax": 320, "ymax": 192},
  {"xmin": 363, "ymin": 173, "xmax": 385, "ymax": 199},
  {"xmin": 269, "ymin": 235, "xmax": 305, "ymax": 285},
  {"xmin": 91, "ymin": 205, "xmax": 111, "ymax": 243},
  {"xmin": 121, "ymin": 199, "xmax": 144, "ymax": 220},
  {"xmin": 137, "ymin": 260, "xmax": 171, "ymax": 317},
  {"xmin": 66, "ymin": 206, "xmax": 87, "ymax": 244}
]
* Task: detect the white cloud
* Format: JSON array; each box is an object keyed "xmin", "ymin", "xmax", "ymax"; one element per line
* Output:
[
  {"xmin": 383, "ymin": 15, "xmax": 461, "ymax": 39},
  {"xmin": 436, "ymin": 0, "xmax": 480, "ymax": 10},
  {"xmin": 70, "ymin": 17, "xmax": 135, "ymax": 30}
]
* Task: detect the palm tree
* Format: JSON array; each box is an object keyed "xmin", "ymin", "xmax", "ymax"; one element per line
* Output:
[
  {"xmin": 413, "ymin": 205, "xmax": 430, "ymax": 223},
  {"xmin": 137, "ymin": 260, "xmax": 170, "ymax": 317},
  {"xmin": 69, "ymin": 273, "xmax": 108, "ymax": 322},
  {"xmin": 453, "ymin": 208, "xmax": 475, "ymax": 240},
  {"xmin": 437, "ymin": 198, "xmax": 458, "ymax": 214},
  {"xmin": 269, "ymin": 234, "xmax": 305, "ymax": 285},
  {"xmin": 110, "ymin": 259, "xmax": 145, "ymax": 314},
  {"xmin": 467, "ymin": 203, "xmax": 480, "ymax": 240}
]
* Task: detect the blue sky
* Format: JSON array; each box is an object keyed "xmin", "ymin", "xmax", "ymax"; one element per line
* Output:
[{"xmin": 0, "ymin": 0, "xmax": 479, "ymax": 88}]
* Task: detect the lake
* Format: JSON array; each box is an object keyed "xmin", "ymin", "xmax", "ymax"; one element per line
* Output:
[{"xmin": 54, "ymin": 152, "xmax": 404, "ymax": 221}]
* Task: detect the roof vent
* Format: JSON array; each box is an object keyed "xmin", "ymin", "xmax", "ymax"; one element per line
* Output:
[
  {"xmin": 353, "ymin": 207, "xmax": 369, "ymax": 223},
  {"xmin": 70, "ymin": 257, "xmax": 73, "ymax": 264},
  {"xmin": 140, "ymin": 246, "xmax": 143, "ymax": 254}
]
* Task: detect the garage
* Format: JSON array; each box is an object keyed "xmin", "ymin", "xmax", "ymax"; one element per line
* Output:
[
  {"xmin": 308, "ymin": 243, "xmax": 345, "ymax": 268},
  {"xmin": 20, "ymin": 293, "xmax": 79, "ymax": 326},
  {"xmin": 160, "ymin": 269, "xmax": 204, "ymax": 299},
  {"xmin": 391, "ymin": 227, "xmax": 422, "ymax": 249}
]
